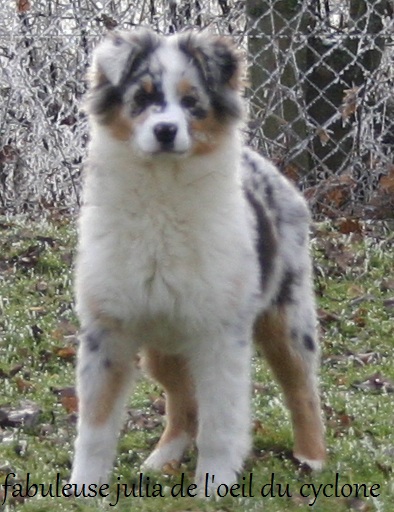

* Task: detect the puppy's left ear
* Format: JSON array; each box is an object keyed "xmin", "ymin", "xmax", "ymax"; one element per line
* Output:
[
  {"xmin": 179, "ymin": 32, "xmax": 243, "ymax": 91},
  {"xmin": 208, "ymin": 37, "xmax": 243, "ymax": 91}
]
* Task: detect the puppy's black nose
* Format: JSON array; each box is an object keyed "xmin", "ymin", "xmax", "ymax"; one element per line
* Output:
[{"xmin": 154, "ymin": 122, "xmax": 178, "ymax": 146}]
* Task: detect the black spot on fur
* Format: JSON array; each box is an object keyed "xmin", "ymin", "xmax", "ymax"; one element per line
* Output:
[
  {"xmin": 193, "ymin": 106, "xmax": 209, "ymax": 119},
  {"xmin": 242, "ymin": 152, "xmax": 277, "ymax": 213},
  {"xmin": 118, "ymin": 31, "xmax": 160, "ymax": 91},
  {"xmin": 303, "ymin": 334, "xmax": 316, "ymax": 352},
  {"xmin": 210, "ymin": 93, "xmax": 242, "ymax": 121},
  {"xmin": 132, "ymin": 84, "xmax": 166, "ymax": 116},
  {"xmin": 103, "ymin": 358, "xmax": 113, "ymax": 369},
  {"xmin": 265, "ymin": 183, "xmax": 275, "ymax": 210},
  {"xmin": 82, "ymin": 327, "xmax": 107, "ymax": 352},
  {"xmin": 88, "ymin": 84, "xmax": 123, "ymax": 120},
  {"xmin": 247, "ymin": 157, "xmax": 259, "ymax": 175},
  {"xmin": 245, "ymin": 189, "xmax": 278, "ymax": 292},
  {"xmin": 86, "ymin": 333, "xmax": 100, "ymax": 352},
  {"xmin": 276, "ymin": 270, "xmax": 297, "ymax": 305}
]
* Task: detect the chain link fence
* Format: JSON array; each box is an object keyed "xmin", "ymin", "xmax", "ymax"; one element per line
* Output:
[{"xmin": 1, "ymin": 0, "xmax": 393, "ymax": 218}]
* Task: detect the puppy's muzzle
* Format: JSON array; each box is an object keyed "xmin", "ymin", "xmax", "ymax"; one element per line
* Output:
[{"xmin": 154, "ymin": 122, "xmax": 178, "ymax": 151}]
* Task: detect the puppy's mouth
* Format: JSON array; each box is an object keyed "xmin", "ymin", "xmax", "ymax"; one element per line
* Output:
[{"xmin": 152, "ymin": 145, "xmax": 187, "ymax": 155}]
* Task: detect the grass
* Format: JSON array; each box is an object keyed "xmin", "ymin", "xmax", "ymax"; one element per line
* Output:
[{"xmin": 0, "ymin": 215, "xmax": 393, "ymax": 511}]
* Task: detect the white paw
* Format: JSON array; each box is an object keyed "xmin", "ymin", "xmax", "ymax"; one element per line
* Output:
[
  {"xmin": 196, "ymin": 471, "xmax": 239, "ymax": 498},
  {"xmin": 294, "ymin": 453, "xmax": 325, "ymax": 471},
  {"xmin": 69, "ymin": 457, "xmax": 111, "ymax": 494},
  {"xmin": 142, "ymin": 432, "xmax": 191, "ymax": 470},
  {"xmin": 196, "ymin": 460, "xmax": 239, "ymax": 497}
]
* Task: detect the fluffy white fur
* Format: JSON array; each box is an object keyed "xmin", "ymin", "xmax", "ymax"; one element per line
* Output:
[{"xmin": 70, "ymin": 28, "xmax": 325, "ymax": 495}]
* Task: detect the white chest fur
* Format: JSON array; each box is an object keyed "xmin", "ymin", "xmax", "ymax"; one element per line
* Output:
[{"xmin": 75, "ymin": 134, "xmax": 259, "ymax": 348}]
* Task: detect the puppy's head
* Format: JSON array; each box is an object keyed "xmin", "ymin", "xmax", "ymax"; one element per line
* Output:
[{"xmin": 86, "ymin": 28, "xmax": 243, "ymax": 157}]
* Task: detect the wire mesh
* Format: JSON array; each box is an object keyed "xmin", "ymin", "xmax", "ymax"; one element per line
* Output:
[{"xmin": 1, "ymin": 0, "xmax": 393, "ymax": 217}]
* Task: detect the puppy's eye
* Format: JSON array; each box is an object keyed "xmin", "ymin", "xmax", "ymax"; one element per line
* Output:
[
  {"xmin": 181, "ymin": 95, "xmax": 198, "ymax": 109},
  {"xmin": 134, "ymin": 88, "xmax": 164, "ymax": 112}
]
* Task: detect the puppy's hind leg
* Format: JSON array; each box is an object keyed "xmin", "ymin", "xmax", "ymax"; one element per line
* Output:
[
  {"xmin": 254, "ymin": 305, "xmax": 326, "ymax": 470},
  {"xmin": 142, "ymin": 349, "xmax": 197, "ymax": 470},
  {"xmin": 70, "ymin": 320, "xmax": 136, "ymax": 491}
]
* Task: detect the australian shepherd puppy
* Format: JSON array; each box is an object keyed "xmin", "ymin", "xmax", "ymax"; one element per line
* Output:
[{"xmin": 70, "ymin": 28, "xmax": 325, "ymax": 493}]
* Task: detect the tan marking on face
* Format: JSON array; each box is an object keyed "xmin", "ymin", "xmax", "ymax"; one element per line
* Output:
[
  {"xmin": 190, "ymin": 110, "xmax": 228, "ymax": 155},
  {"xmin": 106, "ymin": 106, "xmax": 134, "ymax": 141},
  {"xmin": 142, "ymin": 78, "xmax": 154, "ymax": 94},
  {"xmin": 134, "ymin": 109, "xmax": 150, "ymax": 126},
  {"xmin": 89, "ymin": 67, "xmax": 108, "ymax": 88},
  {"xmin": 228, "ymin": 67, "xmax": 243, "ymax": 91},
  {"xmin": 177, "ymin": 78, "xmax": 194, "ymax": 97}
]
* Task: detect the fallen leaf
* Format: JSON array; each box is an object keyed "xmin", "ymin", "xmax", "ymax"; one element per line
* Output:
[
  {"xmin": 51, "ymin": 386, "xmax": 76, "ymax": 397},
  {"xmin": 336, "ymin": 218, "xmax": 363, "ymax": 235},
  {"xmin": 16, "ymin": 0, "xmax": 31, "ymax": 13},
  {"xmin": 316, "ymin": 127, "xmax": 332, "ymax": 146},
  {"xmin": 52, "ymin": 386, "xmax": 79, "ymax": 413},
  {"xmin": 352, "ymin": 373, "xmax": 394, "ymax": 393},
  {"xmin": 304, "ymin": 175, "xmax": 357, "ymax": 217},
  {"xmin": 352, "ymin": 307, "xmax": 368, "ymax": 327},
  {"xmin": 15, "ymin": 377, "xmax": 34, "ymax": 393},
  {"xmin": 61, "ymin": 396, "xmax": 79, "ymax": 414},
  {"xmin": 283, "ymin": 163, "xmax": 301, "ymax": 183},
  {"xmin": 341, "ymin": 86, "xmax": 360, "ymax": 123},
  {"xmin": 54, "ymin": 346, "xmax": 77, "ymax": 360}
]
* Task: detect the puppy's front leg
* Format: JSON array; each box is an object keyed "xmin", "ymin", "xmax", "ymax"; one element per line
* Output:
[
  {"xmin": 70, "ymin": 321, "xmax": 136, "ymax": 491},
  {"xmin": 191, "ymin": 332, "xmax": 252, "ymax": 493}
]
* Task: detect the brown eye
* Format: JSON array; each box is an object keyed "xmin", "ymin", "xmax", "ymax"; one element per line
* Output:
[
  {"xmin": 181, "ymin": 95, "xmax": 198, "ymax": 109},
  {"xmin": 133, "ymin": 87, "xmax": 165, "ymax": 114}
]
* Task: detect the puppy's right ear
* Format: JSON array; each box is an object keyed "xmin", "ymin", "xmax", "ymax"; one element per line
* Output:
[
  {"xmin": 86, "ymin": 29, "xmax": 160, "ymax": 121},
  {"xmin": 89, "ymin": 29, "xmax": 160, "ymax": 89},
  {"xmin": 89, "ymin": 32, "xmax": 131, "ymax": 88}
]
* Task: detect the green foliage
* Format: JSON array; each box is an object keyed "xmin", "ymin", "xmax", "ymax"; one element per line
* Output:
[{"xmin": 0, "ymin": 216, "xmax": 393, "ymax": 511}]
